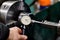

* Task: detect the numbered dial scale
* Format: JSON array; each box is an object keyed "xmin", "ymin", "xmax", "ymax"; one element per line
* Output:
[{"xmin": 18, "ymin": 13, "xmax": 32, "ymax": 25}]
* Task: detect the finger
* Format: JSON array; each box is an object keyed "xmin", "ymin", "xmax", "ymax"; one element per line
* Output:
[
  {"xmin": 14, "ymin": 26, "xmax": 22, "ymax": 33},
  {"xmin": 17, "ymin": 28, "xmax": 22, "ymax": 33},
  {"xmin": 19, "ymin": 35, "xmax": 28, "ymax": 40}
]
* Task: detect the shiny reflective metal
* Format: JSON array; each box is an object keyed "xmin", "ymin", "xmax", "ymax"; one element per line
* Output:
[
  {"xmin": 0, "ymin": 1, "xmax": 18, "ymax": 24},
  {"xmin": 32, "ymin": 20, "xmax": 60, "ymax": 27}
]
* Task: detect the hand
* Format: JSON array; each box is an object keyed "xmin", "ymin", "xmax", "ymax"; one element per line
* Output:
[{"xmin": 7, "ymin": 27, "xmax": 27, "ymax": 40}]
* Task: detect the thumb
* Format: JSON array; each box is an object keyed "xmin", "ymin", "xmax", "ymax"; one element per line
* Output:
[{"xmin": 19, "ymin": 35, "xmax": 28, "ymax": 40}]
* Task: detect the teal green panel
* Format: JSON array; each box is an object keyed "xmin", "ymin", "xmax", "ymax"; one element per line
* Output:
[
  {"xmin": 33, "ymin": 2, "xmax": 60, "ymax": 40},
  {"xmin": 25, "ymin": 0, "xmax": 35, "ymax": 14},
  {"xmin": 33, "ymin": 23, "xmax": 57, "ymax": 40},
  {"xmin": 35, "ymin": 9, "xmax": 48, "ymax": 21},
  {"xmin": 30, "ymin": 5, "xmax": 35, "ymax": 14},
  {"xmin": 34, "ymin": 7, "xmax": 57, "ymax": 40},
  {"xmin": 46, "ymin": 2, "xmax": 60, "ymax": 22},
  {"xmin": 25, "ymin": 0, "xmax": 33, "ymax": 5},
  {"xmin": 35, "ymin": 2, "xmax": 60, "ymax": 22}
]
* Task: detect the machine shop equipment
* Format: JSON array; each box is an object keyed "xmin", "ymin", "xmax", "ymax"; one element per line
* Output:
[
  {"xmin": 0, "ymin": 0, "xmax": 31, "ymax": 35},
  {"xmin": 0, "ymin": 0, "xmax": 60, "ymax": 27},
  {"xmin": 0, "ymin": 0, "xmax": 60, "ymax": 40},
  {"xmin": 0, "ymin": 0, "xmax": 31, "ymax": 23}
]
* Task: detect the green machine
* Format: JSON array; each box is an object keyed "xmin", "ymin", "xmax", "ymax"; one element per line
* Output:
[
  {"xmin": 22, "ymin": 1, "xmax": 60, "ymax": 40},
  {"xmin": 24, "ymin": 1, "xmax": 60, "ymax": 40},
  {"xmin": 34, "ymin": 2, "xmax": 60, "ymax": 40}
]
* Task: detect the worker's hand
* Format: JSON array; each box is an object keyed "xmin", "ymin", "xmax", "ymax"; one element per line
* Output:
[{"xmin": 7, "ymin": 27, "xmax": 27, "ymax": 40}]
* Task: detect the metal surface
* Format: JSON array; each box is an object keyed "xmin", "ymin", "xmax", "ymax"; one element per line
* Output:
[
  {"xmin": 0, "ymin": 1, "xmax": 18, "ymax": 24},
  {"xmin": 0, "ymin": 0, "xmax": 31, "ymax": 24}
]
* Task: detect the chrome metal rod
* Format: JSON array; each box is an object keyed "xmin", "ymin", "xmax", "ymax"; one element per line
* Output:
[
  {"xmin": 32, "ymin": 20, "xmax": 60, "ymax": 27},
  {"xmin": 21, "ymin": 25, "xmax": 26, "ymax": 35}
]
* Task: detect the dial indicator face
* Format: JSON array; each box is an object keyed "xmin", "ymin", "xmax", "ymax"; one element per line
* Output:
[{"xmin": 21, "ymin": 16, "xmax": 31, "ymax": 25}]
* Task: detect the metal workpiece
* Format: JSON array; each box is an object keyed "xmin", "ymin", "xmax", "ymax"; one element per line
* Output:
[
  {"xmin": 32, "ymin": 20, "xmax": 60, "ymax": 27},
  {"xmin": 0, "ymin": 1, "xmax": 18, "ymax": 23}
]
